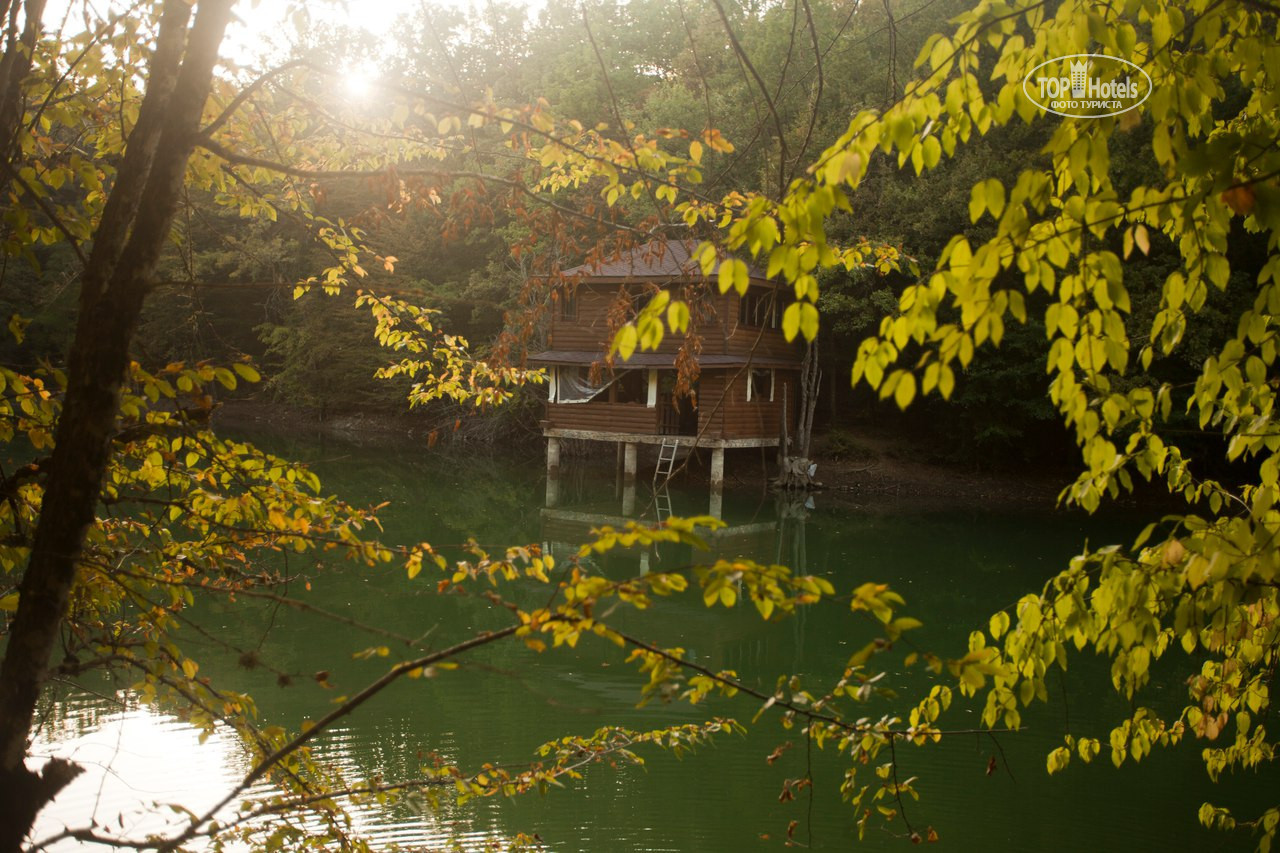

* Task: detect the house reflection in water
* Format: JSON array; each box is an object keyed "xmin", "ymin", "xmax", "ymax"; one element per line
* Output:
[{"xmin": 540, "ymin": 470, "xmax": 811, "ymax": 579}]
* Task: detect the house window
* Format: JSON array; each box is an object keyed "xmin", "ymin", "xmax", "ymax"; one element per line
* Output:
[
  {"xmin": 739, "ymin": 289, "xmax": 777, "ymax": 328},
  {"xmin": 559, "ymin": 287, "xmax": 578, "ymax": 321},
  {"xmin": 611, "ymin": 370, "xmax": 648, "ymax": 404},
  {"xmin": 746, "ymin": 368, "xmax": 773, "ymax": 402},
  {"xmin": 628, "ymin": 285, "xmax": 652, "ymax": 317},
  {"xmin": 556, "ymin": 366, "xmax": 611, "ymax": 404}
]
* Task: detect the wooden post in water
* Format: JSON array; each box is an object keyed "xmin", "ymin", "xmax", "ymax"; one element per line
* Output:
[
  {"xmin": 622, "ymin": 442, "xmax": 638, "ymax": 515},
  {"xmin": 615, "ymin": 442, "xmax": 625, "ymax": 498}
]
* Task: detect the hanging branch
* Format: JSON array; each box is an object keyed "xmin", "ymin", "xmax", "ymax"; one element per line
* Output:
[
  {"xmin": 791, "ymin": 0, "xmax": 825, "ymax": 173},
  {"xmin": 882, "ymin": 0, "xmax": 899, "ymax": 102},
  {"xmin": 709, "ymin": 0, "xmax": 790, "ymax": 197},
  {"xmin": 677, "ymin": 0, "xmax": 715, "ymax": 132},
  {"xmin": 579, "ymin": 3, "xmax": 671, "ymax": 229},
  {"xmin": 157, "ymin": 623, "xmax": 523, "ymax": 852}
]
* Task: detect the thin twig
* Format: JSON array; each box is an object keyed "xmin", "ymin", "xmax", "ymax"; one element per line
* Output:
[
  {"xmin": 709, "ymin": 0, "xmax": 789, "ymax": 196},
  {"xmin": 158, "ymin": 623, "xmax": 522, "ymax": 852},
  {"xmin": 0, "ymin": 159, "xmax": 88, "ymax": 267}
]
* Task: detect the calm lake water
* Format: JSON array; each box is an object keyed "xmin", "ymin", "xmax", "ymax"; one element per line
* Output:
[{"xmin": 26, "ymin": 429, "xmax": 1271, "ymax": 850}]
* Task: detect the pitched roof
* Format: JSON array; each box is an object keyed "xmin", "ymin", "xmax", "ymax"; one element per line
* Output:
[
  {"xmin": 563, "ymin": 239, "xmax": 769, "ymax": 281},
  {"xmin": 527, "ymin": 350, "xmax": 798, "ymax": 369}
]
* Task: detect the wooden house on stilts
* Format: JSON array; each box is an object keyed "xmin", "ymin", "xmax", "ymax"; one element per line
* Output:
[{"xmin": 529, "ymin": 240, "xmax": 802, "ymax": 506}]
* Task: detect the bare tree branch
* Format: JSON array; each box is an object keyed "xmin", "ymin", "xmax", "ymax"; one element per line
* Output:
[
  {"xmin": 677, "ymin": 0, "xmax": 714, "ymax": 131},
  {"xmin": 709, "ymin": 0, "xmax": 790, "ymax": 196},
  {"xmin": 157, "ymin": 623, "xmax": 522, "ymax": 852},
  {"xmin": 791, "ymin": 0, "xmax": 825, "ymax": 172},
  {"xmin": 882, "ymin": 0, "xmax": 899, "ymax": 103}
]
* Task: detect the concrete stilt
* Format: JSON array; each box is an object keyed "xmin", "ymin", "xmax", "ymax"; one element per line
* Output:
[
  {"xmin": 623, "ymin": 442, "xmax": 637, "ymax": 486},
  {"xmin": 545, "ymin": 437, "xmax": 561, "ymax": 507},
  {"xmin": 622, "ymin": 481, "xmax": 636, "ymax": 516},
  {"xmin": 709, "ymin": 446, "xmax": 725, "ymax": 519},
  {"xmin": 709, "ymin": 488, "xmax": 723, "ymax": 519},
  {"xmin": 547, "ymin": 436, "xmax": 561, "ymax": 478}
]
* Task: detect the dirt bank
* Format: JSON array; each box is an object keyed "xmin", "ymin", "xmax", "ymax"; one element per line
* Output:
[
  {"xmin": 807, "ymin": 429, "xmax": 1071, "ymax": 508},
  {"xmin": 212, "ymin": 397, "xmax": 430, "ymax": 441}
]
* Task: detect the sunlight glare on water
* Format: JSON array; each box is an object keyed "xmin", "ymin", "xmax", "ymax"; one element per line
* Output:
[
  {"xmin": 29, "ymin": 698, "xmax": 248, "ymax": 849},
  {"xmin": 30, "ymin": 697, "xmax": 524, "ymax": 850}
]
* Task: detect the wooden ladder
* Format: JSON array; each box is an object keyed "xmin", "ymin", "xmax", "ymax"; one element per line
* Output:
[{"xmin": 654, "ymin": 438, "xmax": 679, "ymax": 486}]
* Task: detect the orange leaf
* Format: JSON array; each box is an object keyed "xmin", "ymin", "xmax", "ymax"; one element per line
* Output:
[{"xmin": 1221, "ymin": 185, "xmax": 1255, "ymax": 216}]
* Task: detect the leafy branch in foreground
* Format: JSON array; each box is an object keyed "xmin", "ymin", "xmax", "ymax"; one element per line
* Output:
[
  {"xmin": 528, "ymin": 0, "xmax": 1280, "ymax": 847},
  {"xmin": 31, "ymin": 488, "xmax": 1016, "ymax": 850},
  {"xmin": 825, "ymin": 3, "xmax": 1280, "ymax": 846}
]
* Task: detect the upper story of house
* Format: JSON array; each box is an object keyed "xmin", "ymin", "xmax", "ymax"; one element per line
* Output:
[{"xmin": 541, "ymin": 239, "xmax": 797, "ymax": 363}]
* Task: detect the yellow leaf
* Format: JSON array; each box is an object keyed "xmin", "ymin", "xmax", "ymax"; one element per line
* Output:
[
  {"xmin": 894, "ymin": 372, "xmax": 917, "ymax": 409},
  {"xmin": 1134, "ymin": 224, "xmax": 1150, "ymax": 255},
  {"xmin": 612, "ymin": 325, "xmax": 638, "ymax": 360}
]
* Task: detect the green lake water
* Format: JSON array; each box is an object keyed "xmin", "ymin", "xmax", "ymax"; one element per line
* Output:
[{"xmin": 26, "ymin": 430, "xmax": 1273, "ymax": 850}]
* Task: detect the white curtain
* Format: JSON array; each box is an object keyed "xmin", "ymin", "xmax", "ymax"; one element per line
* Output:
[{"xmin": 554, "ymin": 366, "xmax": 616, "ymax": 404}]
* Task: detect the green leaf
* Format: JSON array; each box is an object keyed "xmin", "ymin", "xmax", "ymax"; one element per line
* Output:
[
  {"xmin": 667, "ymin": 301, "xmax": 690, "ymax": 333},
  {"xmin": 717, "ymin": 259, "xmax": 734, "ymax": 293},
  {"xmin": 969, "ymin": 183, "xmax": 986, "ymax": 223},
  {"xmin": 984, "ymin": 178, "xmax": 1005, "ymax": 219},
  {"xmin": 799, "ymin": 302, "xmax": 819, "ymax": 341},
  {"xmin": 782, "ymin": 303, "xmax": 801, "ymax": 341},
  {"xmin": 612, "ymin": 325, "xmax": 638, "ymax": 360}
]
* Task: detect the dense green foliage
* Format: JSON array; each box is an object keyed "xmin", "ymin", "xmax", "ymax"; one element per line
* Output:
[{"xmin": 4, "ymin": 0, "xmax": 1057, "ymax": 457}]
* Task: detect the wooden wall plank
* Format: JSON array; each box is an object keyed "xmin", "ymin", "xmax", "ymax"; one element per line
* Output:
[{"xmin": 547, "ymin": 402, "xmax": 658, "ymax": 433}]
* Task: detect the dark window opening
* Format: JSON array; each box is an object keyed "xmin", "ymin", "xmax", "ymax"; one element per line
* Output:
[
  {"xmin": 747, "ymin": 368, "xmax": 773, "ymax": 402},
  {"xmin": 739, "ymin": 289, "xmax": 777, "ymax": 328},
  {"xmin": 628, "ymin": 285, "xmax": 652, "ymax": 317},
  {"xmin": 559, "ymin": 287, "xmax": 578, "ymax": 321},
  {"xmin": 659, "ymin": 373, "xmax": 698, "ymax": 435},
  {"xmin": 610, "ymin": 370, "xmax": 648, "ymax": 404}
]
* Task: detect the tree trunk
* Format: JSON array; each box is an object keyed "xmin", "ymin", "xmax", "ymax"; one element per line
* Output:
[
  {"xmin": 776, "ymin": 339, "xmax": 821, "ymax": 489},
  {"xmin": 0, "ymin": 0, "xmax": 48, "ymax": 168},
  {"xmin": 795, "ymin": 339, "xmax": 820, "ymax": 461},
  {"xmin": 0, "ymin": 3, "xmax": 232, "ymax": 847}
]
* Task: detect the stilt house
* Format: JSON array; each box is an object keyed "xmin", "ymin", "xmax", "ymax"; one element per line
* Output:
[{"xmin": 529, "ymin": 239, "xmax": 801, "ymax": 488}]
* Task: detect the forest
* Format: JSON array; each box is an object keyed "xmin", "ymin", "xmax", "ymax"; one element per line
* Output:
[
  {"xmin": 0, "ymin": 0, "xmax": 1094, "ymax": 460},
  {"xmin": 0, "ymin": 0, "xmax": 1278, "ymax": 850}
]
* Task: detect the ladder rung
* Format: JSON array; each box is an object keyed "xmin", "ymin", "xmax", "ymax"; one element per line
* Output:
[
  {"xmin": 655, "ymin": 486, "xmax": 673, "ymax": 522},
  {"xmin": 654, "ymin": 438, "xmax": 680, "ymax": 485}
]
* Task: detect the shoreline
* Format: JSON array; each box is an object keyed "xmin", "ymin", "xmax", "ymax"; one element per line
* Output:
[{"xmin": 215, "ymin": 398, "xmax": 1089, "ymax": 511}]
